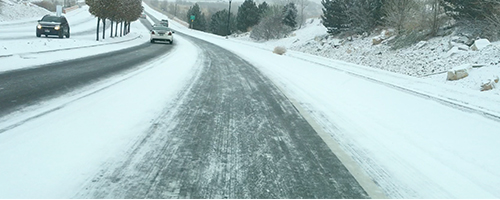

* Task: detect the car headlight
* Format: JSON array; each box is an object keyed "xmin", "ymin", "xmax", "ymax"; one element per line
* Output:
[
  {"xmin": 54, "ymin": 25, "xmax": 60, "ymax": 30},
  {"xmin": 37, "ymin": 24, "xmax": 42, "ymax": 29}
]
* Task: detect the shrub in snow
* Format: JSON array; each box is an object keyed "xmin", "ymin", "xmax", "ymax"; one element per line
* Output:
[{"xmin": 273, "ymin": 46, "xmax": 287, "ymax": 55}]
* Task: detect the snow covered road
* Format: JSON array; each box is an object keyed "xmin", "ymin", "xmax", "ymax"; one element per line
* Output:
[
  {"xmin": 144, "ymin": 5, "xmax": 500, "ymax": 197},
  {"xmin": 0, "ymin": 2, "xmax": 499, "ymax": 199},
  {"xmin": 74, "ymin": 33, "xmax": 373, "ymax": 199},
  {"xmin": 0, "ymin": 8, "xmax": 377, "ymax": 198},
  {"xmin": 0, "ymin": 41, "xmax": 174, "ymax": 117},
  {"xmin": 0, "ymin": 27, "xmax": 195, "ymax": 199}
]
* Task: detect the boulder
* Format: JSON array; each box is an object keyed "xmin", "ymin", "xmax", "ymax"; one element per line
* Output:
[
  {"xmin": 451, "ymin": 36, "xmax": 468, "ymax": 44},
  {"xmin": 471, "ymin": 39, "xmax": 491, "ymax": 51},
  {"xmin": 481, "ymin": 80, "xmax": 496, "ymax": 91},
  {"xmin": 381, "ymin": 29, "xmax": 396, "ymax": 40},
  {"xmin": 445, "ymin": 47, "xmax": 460, "ymax": 57},
  {"xmin": 372, "ymin": 36, "xmax": 383, "ymax": 45},
  {"xmin": 330, "ymin": 39, "xmax": 342, "ymax": 48},
  {"xmin": 447, "ymin": 64, "xmax": 471, "ymax": 81},
  {"xmin": 449, "ymin": 41, "xmax": 470, "ymax": 51},
  {"xmin": 465, "ymin": 38, "xmax": 475, "ymax": 46},
  {"xmin": 416, "ymin": 41, "xmax": 427, "ymax": 49}
]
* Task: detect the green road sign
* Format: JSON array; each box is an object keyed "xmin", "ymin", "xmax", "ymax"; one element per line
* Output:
[{"xmin": 190, "ymin": 15, "xmax": 195, "ymax": 20}]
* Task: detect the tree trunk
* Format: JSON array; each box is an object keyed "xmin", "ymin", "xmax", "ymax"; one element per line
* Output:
[
  {"xmin": 115, "ymin": 22, "xmax": 119, "ymax": 37},
  {"xmin": 128, "ymin": 22, "xmax": 131, "ymax": 34},
  {"xmin": 110, "ymin": 20, "xmax": 114, "ymax": 38},
  {"xmin": 96, "ymin": 17, "xmax": 100, "ymax": 41},
  {"xmin": 102, "ymin": 18, "xmax": 106, "ymax": 39}
]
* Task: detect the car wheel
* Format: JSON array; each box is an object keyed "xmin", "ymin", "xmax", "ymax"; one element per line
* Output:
[
  {"xmin": 66, "ymin": 29, "xmax": 70, "ymax": 38},
  {"xmin": 170, "ymin": 40, "xmax": 173, "ymax": 44},
  {"xmin": 58, "ymin": 31, "xmax": 63, "ymax": 38},
  {"xmin": 150, "ymin": 39, "xmax": 154, "ymax": 43},
  {"xmin": 36, "ymin": 32, "xmax": 41, "ymax": 37}
]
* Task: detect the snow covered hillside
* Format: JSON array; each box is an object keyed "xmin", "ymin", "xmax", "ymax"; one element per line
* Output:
[{"xmin": 233, "ymin": 18, "xmax": 500, "ymax": 95}]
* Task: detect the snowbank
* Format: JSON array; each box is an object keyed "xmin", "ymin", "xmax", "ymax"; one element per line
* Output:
[{"xmin": 0, "ymin": 0, "xmax": 50, "ymax": 22}]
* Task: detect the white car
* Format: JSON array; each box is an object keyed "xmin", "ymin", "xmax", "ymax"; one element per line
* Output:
[{"xmin": 150, "ymin": 25, "xmax": 174, "ymax": 44}]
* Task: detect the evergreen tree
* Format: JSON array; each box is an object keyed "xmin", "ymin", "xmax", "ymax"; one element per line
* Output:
[
  {"xmin": 187, "ymin": 3, "xmax": 207, "ymax": 31},
  {"xmin": 282, "ymin": 2, "xmax": 298, "ymax": 29},
  {"xmin": 372, "ymin": 0, "xmax": 385, "ymax": 24},
  {"xmin": 346, "ymin": 0, "xmax": 385, "ymax": 33},
  {"xmin": 258, "ymin": 1, "xmax": 269, "ymax": 16},
  {"xmin": 236, "ymin": 0, "xmax": 260, "ymax": 32},
  {"xmin": 321, "ymin": 0, "xmax": 348, "ymax": 35},
  {"xmin": 210, "ymin": 9, "xmax": 236, "ymax": 36}
]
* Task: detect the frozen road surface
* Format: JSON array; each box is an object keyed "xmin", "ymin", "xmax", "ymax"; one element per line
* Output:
[
  {"xmin": 0, "ymin": 18, "xmax": 377, "ymax": 198},
  {"xmin": 74, "ymin": 34, "xmax": 371, "ymax": 199}
]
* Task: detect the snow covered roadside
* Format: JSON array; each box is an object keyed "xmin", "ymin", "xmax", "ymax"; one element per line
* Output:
[
  {"xmin": 144, "ymin": 4, "xmax": 500, "ymax": 198},
  {"xmin": 0, "ymin": 0, "xmax": 50, "ymax": 22},
  {"xmin": 0, "ymin": 34, "xmax": 202, "ymax": 198},
  {"xmin": 263, "ymin": 19, "xmax": 500, "ymax": 95}
]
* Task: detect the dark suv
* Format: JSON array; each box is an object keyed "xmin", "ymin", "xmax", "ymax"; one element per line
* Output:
[{"xmin": 36, "ymin": 15, "xmax": 70, "ymax": 38}]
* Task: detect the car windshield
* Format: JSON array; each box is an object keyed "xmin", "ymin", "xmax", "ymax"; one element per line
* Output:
[
  {"xmin": 41, "ymin": 16, "xmax": 62, "ymax": 22},
  {"xmin": 153, "ymin": 26, "xmax": 171, "ymax": 31}
]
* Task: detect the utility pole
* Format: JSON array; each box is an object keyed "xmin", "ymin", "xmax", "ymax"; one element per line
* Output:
[{"xmin": 227, "ymin": 0, "xmax": 232, "ymax": 36}]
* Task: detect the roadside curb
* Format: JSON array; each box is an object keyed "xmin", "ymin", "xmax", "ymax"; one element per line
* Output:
[
  {"xmin": 0, "ymin": 35, "xmax": 143, "ymax": 58},
  {"xmin": 275, "ymin": 84, "xmax": 388, "ymax": 199}
]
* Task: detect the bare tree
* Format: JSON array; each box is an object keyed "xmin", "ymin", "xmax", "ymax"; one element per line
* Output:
[
  {"xmin": 297, "ymin": 0, "xmax": 310, "ymax": 29},
  {"xmin": 483, "ymin": 0, "xmax": 500, "ymax": 40},
  {"xmin": 383, "ymin": 0, "xmax": 418, "ymax": 34},
  {"xmin": 250, "ymin": 5, "xmax": 292, "ymax": 40},
  {"xmin": 159, "ymin": 0, "xmax": 168, "ymax": 12},
  {"xmin": 419, "ymin": 0, "xmax": 446, "ymax": 36}
]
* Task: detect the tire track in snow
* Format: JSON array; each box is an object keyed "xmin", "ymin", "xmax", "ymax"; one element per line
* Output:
[{"xmin": 76, "ymin": 33, "xmax": 370, "ymax": 199}]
